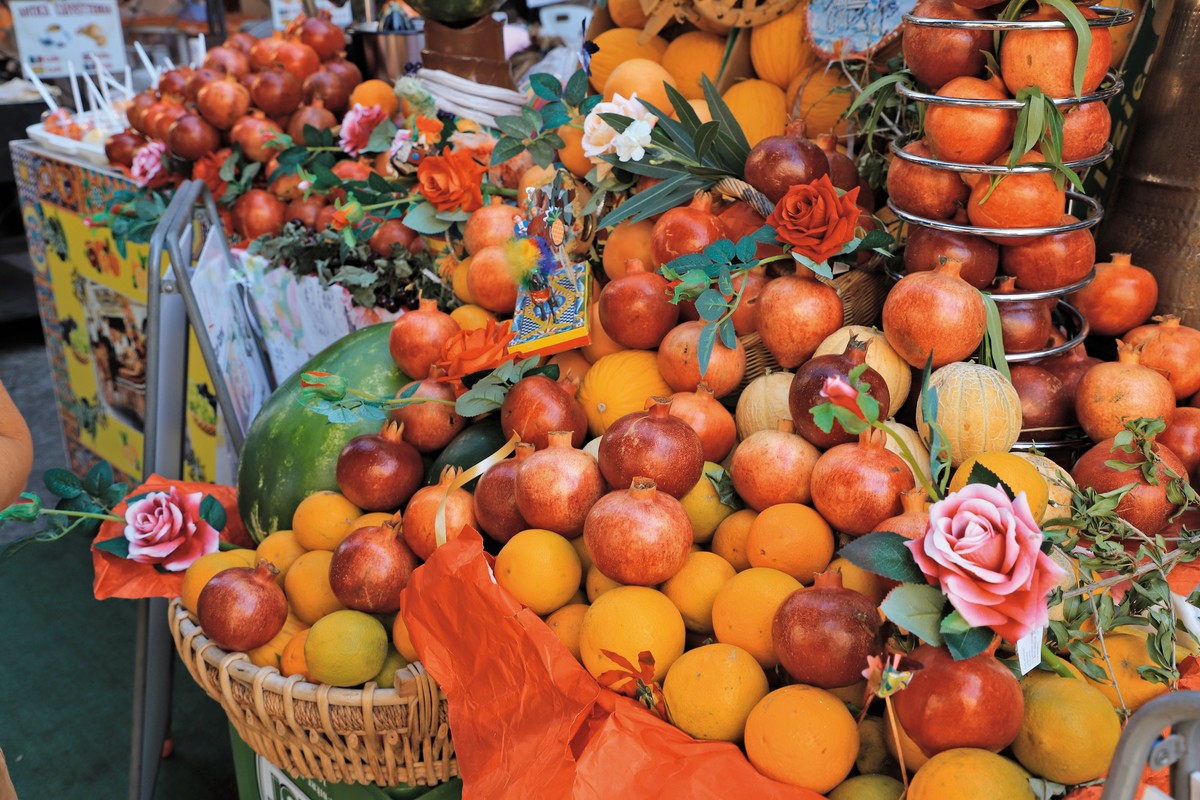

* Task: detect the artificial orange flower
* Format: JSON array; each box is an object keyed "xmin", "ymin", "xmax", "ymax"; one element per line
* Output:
[
  {"xmin": 435, "ymin": 318, "xmax": 516, "ymax": 394},
  {"xmin": 192, "ymin": 148, "xmax": 231, "ymax": 198},
  {"xmin": 417, "ymin": 149, "xmax": 488, "ymax": 212},
  {"xmin": 415, "ymin": 114, "xmax": 443, "ymax": 142}
]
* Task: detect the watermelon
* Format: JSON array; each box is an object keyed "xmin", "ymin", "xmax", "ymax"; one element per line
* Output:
[
  {"xmin": 424, "ymin": 417, "xmax": 508, "ymax": 491},
  {"xmin": 238, "ymin": 323, "xmax": 407, "ymax": 542}
]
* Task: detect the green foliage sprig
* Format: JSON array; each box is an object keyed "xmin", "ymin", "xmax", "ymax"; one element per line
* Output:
[
  {"xmin": 492, "ymin": 70, "xmax": 600, "ymax": 168},
  {"xmin": 0, "ymin": 462, "xmax": 126, "ymax": 560}
]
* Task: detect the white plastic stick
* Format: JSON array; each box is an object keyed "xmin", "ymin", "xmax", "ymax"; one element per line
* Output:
[
  {"xmin": 83, "ymin": 69, "xmax": 119, "ymax": 127},
  {"xmin": 134, "ymin": 42, "xmax": 159, "ymax": 84},
  {"xmin": 124, "ymin": 65, "xmax": 132, "ymax": 94},
  {"xmin": 68, "ymin": 61, "xmax": 83, "ymax": 113},
  {"xmin": 197, "ymin": 34, "xmax": 206, "ymax": 66},
  {"xmin": 22, "ymin": 63, "xmax": 58, "ymax": 111},
  {"xmin": 89, "ymin": 54, "xmax": 113, "ymax": 107},
  {"xmin": 163, "ymin": 55, "xmax": 175, "ymax": 70}
]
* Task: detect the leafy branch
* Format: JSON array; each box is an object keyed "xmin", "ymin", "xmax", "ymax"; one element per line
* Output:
[
  {"xmin": 492, "ymin": 69, "xmax": 597, "ymax": 168},
  {"xmin": 0, "ymin": 462, "xmax": 127, "ymax": 561}
]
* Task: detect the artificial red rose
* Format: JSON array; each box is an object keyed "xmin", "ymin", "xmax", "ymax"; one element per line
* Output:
[
  {"xmin": 417, "ymin": 149, "xmax": 487, "ymax": 212},
  {"xmin": 766, "ymin": 174, "xmax": 862, "ymax": 265},
  {"xmin": 192, "ymin": 148, "xmax": 231, "ymax": 198},
  {"xmin": 435, "ymin": 319, "xmax": 516, "ymax": 394}
]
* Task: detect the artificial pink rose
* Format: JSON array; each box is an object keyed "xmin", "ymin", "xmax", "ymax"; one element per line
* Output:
[
  {"xmin": 131, "ymin": 141, "xmax": 168, "ymax": 188},
  {"xmin": 820, "ymin": 375, "xmax": 865, "ymax": 421},
  {"xmin": 339, "ymin": 103, "xmax": 390, "ymax": 157},
  {"xmin": 124, "ymin": 487, "xmax": 219, "ymax": 572},
  {"xmin": 907, "ymin": 483, "xmax": 1066, "ymax": 642}
]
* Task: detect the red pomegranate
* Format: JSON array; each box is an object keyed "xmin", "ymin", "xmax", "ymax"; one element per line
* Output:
[
  {"xmin": 772, "ymin": 571, "xmax": 883, "ymax": 688},
  {"xmin": 1072, "ymin": 434, "xmax": 1188, "ymax": 535},
  {"xmin": 197, "ymin": 562, "xmax": 288, "ymax": 651},
  {"xmin": 810, "ymin": 429, "xmax": 915, "ymax": 535},
  {"xmin": 231, "ymin": 190, "xmax": 286, "ymax": 241},
  {"xmin": 657, "ymin": 321, "xmax": 747, "ymax": 399},
  {"xmin": 388, "ymin": 368, "xmax": 466, "ymax": 453},
  {"xmin": 472, "ymin": 444, "xmax": 534, "ymax": 544},
  {"xmin": 742, "ymin": 120, "xmax": 830, "ymax": 203},
  {"xmin": 883, "ymin": 258, "xmax": 986, "ymax": 368},
  {"xmin": 514, "ymin": 431, "xmax": 605, "ymax": 537},
  {"xmin": 924, "ymin": 76, "xmax": 1017, "ymax": 165},
  {"xmin": 757, "ymin": 275, "xmax": 844, "ymax": 368},
  {"xmin": 650, "ymin": 190, "xmax": 725, "ymax": 267},
  {"xmin": 387, "ymin": 298, "xmax": 460, "ymax": 379},
  {"xmin": 598, "ymin": 258, "xmax": 680, "ymax": 349},
  {"xmin": 1160, "ymin": 407, "xmax": 1200, "ymax": 484},
  {"xmin": 1075, "ymin": 342, "xmax": 1175, "ymax": 442},
  {"xmin": 328, "ymin": 518, "xmax": 418, "ymax": 613},
  {"xmin": 902, "ymin": 0, "xmax": 993, "ymax": 90},
  {"xmin": 402, "ymin": 466, "xmax": 477, "ymax": 560},
  {"xmin": 788, "ymin": 335, "xmax": 890, "ymax": 448},
  {"xmin": 500, "ymin": 375, "xmax": 588, "ymax": 450},
  {"xmin": 875, "ymin": 489, "xmax": 930, "ymax": 540},
  {"xmin": 887, "ymin": 141, "xmax": 970, "ymax": 220},
  {"xmin": 598, "ymin": 396, "xmax": 705, "ymax": 499},
  {"xmin": 1001, "ymin": 3, "xmax": 1112, "ymax": 98},
  {"xmin": 1122, "ymin": 315, "xmax": 1200, "ymax": 400},
  {"xmin": 1000, "ymin": 215, "xmax": 1096, "ymax": 292},
  {"xmin": 583, "ymin": 477, "xmax": 692, "ymax": 585},
  {"xmin": 1069, "ymin": 253, "xmax": 1158, "ymax": 337},
  {"xmin": 729, "ymin": 419, "xmax": 820, "ymax": 510},
  {"xmin": 994, "ymin": 276, "xmax": 1054, "ymax": 354},
  {"xmin": 1010, "ymin": 364, "xmax": 1074, "ymax": 438},
  {"xmin": 668, "ymin": 383, "xmax": 737, "ymax": 463},
  {"xmin": 903, "ymin": 217, "xmax": 999, "ymax": 290},
  {"xmin": 335, "ymin": 420, "xmax": 424, "ymax": 511}
]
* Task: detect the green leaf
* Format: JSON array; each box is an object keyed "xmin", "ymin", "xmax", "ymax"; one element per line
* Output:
[
  {"xmin": 598, "ymin": 173, "xmax": 710, "ymax": 227},
  {"xmin": 93, "ymin": 536, "xmax": 130, "ymax": 559},
  {"xmin": 198, "ymin": 495, "xmax": 227, "ymax": 531},
  {"xmin": 539, "ymin": 101, "xmax": 571, "ymax": 130},
  {"xmin": 564, "ymin": 69, "xmax": 589, "ymax": 108},
  {"xmin": 1040, "ymin": 0, "xmax": 1093, "ymax": 97},
  {"xmin": 700, "ymin": 75, "xmax": 750, "ymax": 160},
  {"xmin": 839, "ymin": 532, "xmax": 928, "ymax": 583},
  {"xmin": 102, "ymin": 482, "xmax": 128, "ymax": 509},
  {"xmin": 881, "ymin": 584, "xmax": 947, "ymax": 646},
  {"xmin": 494, "ymin": 114, "xmax": 531, "ymax": 140},
  {"xmin": 695, "ymin": 289, "xmax": 727, "ymax": 322},
  {"xmin": 750, "ymin": 225, "xmax": 778, "ymax": 244},
  {"xmin": 367, "ymin": 171, "xmax": 394, "ymax": 195},
  {"xmin": 580, "ymin": 94, "xmax": 603, "ymax": 115},
  {"xmin": 978, "ymin": 291, "xmax": 1011, "ymax": 381},
  {"xmin": 530, "ymin": 73, "xmax": 563, "ymax": 101},
  {"xmin": 402, "ymin": 203, "xmax": 454, "ymax": 235},
  {"xmin": 83, "ymin": 461, "xmax": 113, "ymax": 496},
  {"xmin": 693, "ymin": 121, "xmax": 720, "ymax": 162},
  {"xmin": 697, "ymin": 323, "xmax": 717, "ymax": 378},
  {"xmin": 717, "ymin": 266, "xmax": 734, "ymax": 296},
  {"xmin": 703, "ymin": 239, "xmax": 736, "ymax": 264},
  {"xmin": 735, "ymin": 236, "xmax": 757, "ymax": 263},
  {"xmin": 597, "ymin": 113, "xmax": 633, "ymax": 135},
  {"xmin": 718, "ymin": 317, "xmax": 737, "ymax": 350},
  {"xmin": 491, "ymin": 136, "xmax": 527, "ymax": 166},
  {"xmin": 44, "ymin": 469, "xmax": 83, "ymax": 500},
  {"xmin": 664, "ymin": 82, "xmax": 703, "ymax": 136},
  {"xmin": 527, "ymin": 138, "xmax": 557, "ymax": 168},
  {"xmin": 966, "ymin": 463, "xmax": 1015, "ymax": 499},
  {"xmin": 944, "ymin": 624, "xmax": 994, "ymax": 660}
]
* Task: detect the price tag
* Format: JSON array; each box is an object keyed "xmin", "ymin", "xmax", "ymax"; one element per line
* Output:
[
  {"xmin": 12, "ymin": 0, "xmax": 127, "ymax": 79},
  {"xmin": 1016, "ymin": 625, "xmax": 1045, "ymax": 676}
]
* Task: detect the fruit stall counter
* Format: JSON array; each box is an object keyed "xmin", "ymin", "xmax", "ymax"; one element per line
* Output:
[{"xmin": 11, "ymin": 140, "xmax": 219, "ymax": 483}]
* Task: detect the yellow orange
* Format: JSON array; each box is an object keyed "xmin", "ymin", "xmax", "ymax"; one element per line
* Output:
[
  {"xmin": 1013, "ymin": 673, "xmax": 1121, "ymax": 784},
  {"xmin": 280, "ymin": 628, "xmax": 313, "ymax": 679},
  {"xmin": 284, "ymin": 550, "xmax": 346, "ymax": 625},
  {"xmin": 247, "ymin": 613, "xmax": 306, "ymax": 669},
  {"xmin": 588, "ymin": 28, "xmax": 668, "ymax": 93},
  {"xmin": 744, "ymin": 685, "xmax": 859, "ymax": 793},
  {"xmin": 1083, "ymin": 633, "xmax": 1171, "ymax": 712},
  {"xmin": 450, "ymin": 304, "xmax": 493, "ymax": 331},
  {"xmin": 746, "ymin": 503, "xmax": 835, "ymax": 584},
  {"xmin": 549, "ymin": 349, "xmax": 592, "ymax": 383},
  {"xmin": 292, "ymin": 491, "xmax": 362, "ymax": 552},
  {"xmin": 495, "ymin": 529, "xmax": 583, "ymax": 615},
  {"xmin": 579, "ymin": 586, "xmax": 685, "ymax": 684},
  {"xmin": 348, "ymin": 79, "xmax": 399, "ymax": 116},
  {"xmin": 585, "ymin": 565, "xmax": 623, "ymax": 603},
  {"xmin": 711, "ymin": 509, "xmax": 757, "ymax": 571},
  {"xmin": 827, "ymin": 556, "xmax": 886, "ymax": 604},
  {"xmin": 710, "ymin": 567, "xmax": 801, "ymax": 668},
  {"xmin": 660, "ymin": 550, "xmax": 736, "ymax": 634},
  {"xmin": 601, "ymin": 220, "xmax": 656, "ymax": 281},
  {"xmin": 949, "ymin": 452, "xmax": 1049, "ymax": 521},
  {"xmin": 556, "ymin": 122, "xmax": 591, "ymax": 179},
  {"xmin": 256, "ymin": 530, "xmax": 307, "ymax": 585},
  {"xmin": 545, "ymin": 603, "xmax": 589, "ymax": 661},
  {"xmin": 662, "ymin": 643, "xmax": 768, "ymax": 741},
  {"xmin": 350, "ymin": 512, "xmax": 394, "ymax": 532},
  {"xmin": 392, "ymin": 613, "xmax": 419, "ymax": 662},
  {"xmin": 603, "ymin": 59, "xmax": 676, "ymax": 111},
  {"xmin": 908, "ymin": 749, "xmax": 1034, "ymax": 800}
]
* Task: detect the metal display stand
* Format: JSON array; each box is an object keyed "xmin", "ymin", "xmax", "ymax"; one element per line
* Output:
[
  {"xmin": 129, "ymin": 180, "xmax": 256, "ymax": 800},
  {"xmin": 1103, "ymin": 692, "xmax": 1200, "ymax": 800}
]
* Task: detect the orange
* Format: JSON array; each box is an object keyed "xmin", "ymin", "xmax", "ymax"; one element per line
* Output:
[
  {"xmin": 549, "ymin": 349, "xmax": 592, "ymax": 383},
  {"xmin": 571, "ymin": 536, "xmax": 593, "ymax": 577},
  {"xmin": 746, "ymin": 503, "xmax": 835, "ymax": 584},
  {"xmin": 556, "ymin": 123, "xmax": 591, "ymax": 178},
  {"xmin": 450, "ymin": 303, "xmax": 493, "ymax": 331},
  {"xmin": 908, "ymin": 748, "xmax": 1034, "ymax": 800},
  {"xmin": 1083, "ymin": 633, "xmax": 1170, "ymax": 712},
  {"xmin": 292, "ymin": 491, "xmax": 362, "ymax": 551},
  {"xmin": 660, "ymin": 551, "xmax": 736, "ymax": 634},
  {"xmin": 827, "ymin": 556, "xmax": 886, "ymax": 604},
  {"xmin": 350, "ymin": 512, "xmax": 394, "ymax": 531},
  {"xmin": 602, "ymin": 220, "xmax": 656, "ymax": 281},
  {"xmin": 256, "ymin": 530, "xmax": 307, "ymax": 585},
  {"xmin": 744, "ymin": 685, "xmax": 859, "ymax": 793},
  {"xmin": 586, "ymin": 566, "xmax": 623, "ymax": 602},
  {"xmin": 603, "ymin": 59, "xmax": 677, "ymax": 111},
  {"xmin": 280, "ymin": 628, "xmax": 313, "ymax": 679},
  {"xmin": 581, "ymin": 302, "xmax": 627, "ymax": 363},
  {"xmin": 1012, "ymin": 673, "xmax": 1121, "ymax": 784},
  {"xmin": 348, "ymin": 79, "xmax": 399, "ymax": 117},
  {"xmin": 662, "ymin": 643, "xmax": 768, "ymax": 742},
  {"xmin": 565, "ymin": 588, "xmax": 587, "ymax": 606},
  {"xmin": 949, "ymin": 452, "xmax": 1049, "ymax": 522},
  {"xmin": 451, "ymin": 259, "xmax": 476, "ymax": 304},
  {"xmin": 545, "ymin": 603, "xmax": 589, "ymax": 661},
  {"xmin": 588, "ymin": 28, "xmax": 668, "ymax": 93},
  {"xmin": 710, "ymin": 567, "xmax": 802, "ymax": 668},
  {"xmin": 494, "ymin": 529, "xmax": 583, "ymax": 615},
  {"xmin": 247, "ymin": 613, "xmax": 306, "ymax": 669},
  {"xmin": 284, "ymin": 550, "xmax": 346, "ymax": 624},
  {"xmin": 579, "ymin": 586, "xmax": 686, "ymax": 684},
  {"xmin": 884, "ymin": 710, "xmax": 931, "ymax": 772},
  {"xmin": 181, "ymin": 549, "xmax": 258, "ymax": 614},
  {"xmin": 392, "ymin": 613, "xmax": 419, "ymax": 662},
  {"xmin": 517, "ymin": 164, "xmax": 557, "ymax": 211},
  {"xmin": 688, "ymin": 99, "xmax": 712, "ymax": 123},
  {"xmin": 711, "ymin": 509, "xmax": 757, "ymax": 571}
]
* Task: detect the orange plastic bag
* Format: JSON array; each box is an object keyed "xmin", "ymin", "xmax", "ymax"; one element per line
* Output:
[
  {"xmin": 401, "ymin": 528, "xmax": 824, "ymax": 800},
  {"xmin": 91, "ymin": 476, "xmax": 250, "ymax": 601}
]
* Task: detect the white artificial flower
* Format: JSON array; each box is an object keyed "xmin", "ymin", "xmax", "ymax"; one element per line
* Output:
[
  {"xmin": 580, "ymin": 92, "xmax": 657, "ymax": 179},
  {"xmin": 613, "ymin": 119, "xmax": 653, "ymax": 163}
]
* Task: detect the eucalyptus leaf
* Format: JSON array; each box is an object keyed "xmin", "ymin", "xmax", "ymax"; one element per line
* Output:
[
  {"xmin": 697, "ymin": 323, "xmax": 717, "ymax": 377},
  {"xmin": 718, "ymin": 317, "xmax": 737, "ymax": 350},
  {"xmin": 695, "ymin": 289, "xmax": 727, "ymax": 322},
  {"xmin": 881, "ymin": 584, "xmax": 948, "ymax": 646},
  {"xmin": 402, "ymin": 202, "xmax": 453, "ymax": 235},
  {"xmin": 530, "ymin": 73, "xmax": 563, "ymax": 101},
  {"xmin": 735, "ymin": 236, "xmax": 757, "ymax": 263}
]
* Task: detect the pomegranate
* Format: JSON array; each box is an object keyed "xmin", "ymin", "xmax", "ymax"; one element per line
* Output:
[
  {"xmin": 105, "ymin": 130, "xmax": 144, "ymax": 167},
  {"xmin": 757, "ymin": 275, "xmax": 844, "ymax": 368},
  {"xmin": 717, "ymin": 202, "xmax": 785, "ymax": 261},
  {"xmin": 166, "ymin": 114, "xmax": 220, "ymax": 161},
  {"xmin": 323, "ymin": 57, "xmax": 363, "ymax": 92},
  {"xmin": 197, "ymin": 562, "xmax": 288, "ymax": 651},
  {"xmin": 903, "ymin": 214, "xmax": 998, "ymax": 289},
  {"xmin": 729, "ymin": 419, "xmax": 820, "ymax": 510},
  {"xmin": 1122, "ymin": 315, "xmax": 1200, "ymax": 400},
  {"xmin": 225, "ymin": 31, "xmax": 257, "ymax": 54},
  {"xmin": 893, "ymin": 643, "xmax": 1024, "ymax": 756},
  {"xmin": 925, "ymin": 77, "xmax": 1017, "ymax": 165},
  {"xmin": 403, "ymin": 466, "xmax": 477, "ymax": 560},
  {"xmin": 514, "ymin": 431, "xmax": 605, "ymax": 537},
  {"xmin": 788, "ymin": 335, "xmax": 890, "ymax": 448},
  {"xmin": 651, "ymin": 190, "xmax": 725, "ymax": 266},
  {"xmin": 729, "ymin": 271, "xmax": 769, "ymax": 335},
  {"xmin": 287, "ymin": 100, "xmax": 338, "ymax": 143},
  {"xmin": 657, "ymin": 321, "xmax": 747, "ymax": 398},
  {"xmin": 668, "ymin": 383, "xmax": 737, "ymax": 462},
  {"xmin": 887, "ymin": 141, "xmax": 970, "ymax": 220},
  {"xmin": 197, "ymin": 77, "xmax": 251, "ymax": 130},
  {"xmin": 466, "ymin": 245, "xmax": 519, "ymax": 314},
  {"xmin": 965, "ymin": 152, "xmax": 1066, "ymax": 242},
  {"xmin": 1061, "ymin": 101, "xmax": 1112, "ymax": 161},
  {"xmin": 463, "ymin": 196, "xmax": 519, "ymax": 255},
  {"xmin": 1000, "ymin": 215, "xmax": 1095, "ymax": 291},
  {"xmin": 598, "ymin": 258, "xmax": 679, "ymax": 349},
  {"xmin": 473, "ymin": 444, "xmax": 534, "ymax": 544},
  {"xmin": 230, "ymin": 113, "xmax": 285, "ymax": 163},
  {"xmin": 994, "ymin": 276, "xmax": 1054, "ymax": 354},
  {"xmin": 742, "ymin": 120, "xmax": 830, "ymax": 203},
  {"xmin": 1159, "ymin": 407, "xmax": 1200, "ymax": 483},
  {"xmin": 285, "ymin": 195, "xmax": 326, "ymax": 229},
  {"xmin": 335, "ymin": 420, "xmax": 424, "ymax": 510},
  {"xmin": 141, "ymin": 99, "xmax": 187, "ymax": 141},
  {"xmin": 810, "ymin": 428, "xmax": 915, "ymax": 535},
  {"xmin": 298, "ymin": 11, "xmax": 346, "ymax": 60},
  {"xmin": 387, "ymin": 298, "xmax": 460, "ymax": 379},
  {"xmin": 329, "ymin": 518, "xmax": 418, "ymax": 613},
  {"xmin": 156, "ymin": 67, "xmax": 191, "ymax": 97},
  {"xmin": 875, "ymin": 489, "xmax": 930, "ymax": 539},
  {"xmin": 902, "ymin": 0, "xmax": 993, "ymax": 90},
  {"xmin": 1075, "ymin": 342, "xmax": 1175, "ymax": 442},
  {"xmin": 599, "ymin": 396, "xmax": 705, "ymax": 498},
  {"xmin": 772, "ymin": 571, "xmax": 883, "ymax": 688},
  {"xmin": 231, "ymin": 190, "xmax": 286, "ymax": 241},
  {"xmin": 273, "ymin": 40, "xmax": 321, "ymax": 80},
  {"xmin": 584, "ymin": 477, "xmax": 692, "ymax": 585},
  {"xmin": 302, "ymin": 69, "xmax": 351, "ymax": 115},
  {"xmin": 500, "ymin": 375, "xmax": 588, "ymax": 450},
  {"xmin": 250, "ymin": 36, "xmax": 285, "ymax": 71},
  {"xmin": 388, "ymin": 369, "xmax": 465, "ymax": 453},
  {"xmin": 883, "ymin": 258, "xmax": 986, "ymax": 368},
  {"xmin": 252, "ymin": 70, "xmax": 303, "ymax": 117},
  {"xmin": 1010, "ymin": 364, "xmax": 1074, "ymax": 437},
  {"xmin": 126, "ymin": 91, "xmax": 157, "ymax": 131},
  {"xmin": 368, "ymin": 218, "xmax": 418, "ymax": 257},
  {"xmin": 815, "ymin": 134, "xmax": 860, "ymax": 193},
  {"xmin": 204, "ymin": 45, "xmax": 250, "ymax": 78},
  {"xmin": 183, "ymin": 67, "xmax": 223, "ymax": 101},
  {"xmin": 1070, "ymin": 253, "xmax": 1158, "ymax": 337},
  {"xmin": 1072, "ymin": 434, "xmax": 1188, "ymax": 535},
  {"xmin": 1001, "ymin": 3, "xmax": 1112, "ymax": 98}
]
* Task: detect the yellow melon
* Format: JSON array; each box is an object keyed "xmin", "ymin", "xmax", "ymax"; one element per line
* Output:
[
  {"xmin": 589, "ymin": 28, "xmax": 669, "ymax": 94},
  {"xmin": 750, "ymin": 5, "xmax": 815, "ymax": 89},
  {"xmin": 607, "ymin": 0, "xmax": 648, "ymax": 27},
  {"xmin": 604, "ymin": 58, "xmax": 677, "ymax": 111},
  {"xmin": 786, "ymin": 65, "xmax": 853, "ymax": 137},
  {"xmin": 722, "ymin": 80, "xmax": 787, "ymax": 147},
  {"xmin": 662, "ymin": 32, "xmax": 727, "ymax": 100},
  {"xmin": 579, "ymin": 350, "xmax": 672, "ymax": 435}
]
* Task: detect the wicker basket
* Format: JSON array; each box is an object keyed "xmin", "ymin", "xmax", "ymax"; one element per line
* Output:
[{"xmin": 168, "ymin": 600, "xmax": 457, "ymax": 788}]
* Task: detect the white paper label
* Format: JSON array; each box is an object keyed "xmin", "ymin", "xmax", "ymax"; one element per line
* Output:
[
  {"xmin": 12, "ymin": 0, "xmax": 126, "ymax": 79},
  {"xmin": 1016, "ymin": 625, "xmax": 1045, "ymax": 675}
]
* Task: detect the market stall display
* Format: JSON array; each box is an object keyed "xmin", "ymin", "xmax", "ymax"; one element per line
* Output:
[{"xmin": 4, "ymin": 0, "xmax": 1199, "ymax": 797}]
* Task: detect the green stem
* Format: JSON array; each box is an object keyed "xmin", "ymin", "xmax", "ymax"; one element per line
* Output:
[
  {"xmin": 873, "ymin": 421, "xmax": 939, "ymax": 501},
  {"xmin": 755, "ymin": 253, "xmax": 791, "ymax": 268},
  {"xmin": 41, "ymin": 509, "xmax": 122, "ymax": 523},
  {"xmin": 1040, "ymin": 644, "xmax": 1078, "ymax": 678},
  {"xmin": 483, "ymin": 185, "xmax": 518, "ymax": 198}
]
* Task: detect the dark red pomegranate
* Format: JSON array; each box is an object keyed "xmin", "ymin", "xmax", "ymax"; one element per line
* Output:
[
  {"xmin": 157, "ymin": 67, "xmax": 192, "ymax": 97},
  {"xmin": 322, "ymin": 57, "xmax": 363, "ymax": 92},
  {"xmin": 742, "ymin": 119, "xmax": 830, "ymax": 203},
  {"xmin": 902, "ymin": 0, "xmax": 992, "ymax": 90},
  {"xmin": 598, "ymin": 396, "xmax": 705, "ymax": 499},
  {"xmin": 1039, "ymin": 343, "xmax": 1101, "ymax": 400},
  {"xmin": 514, "ymin": 431, "xmax": 605, "ymax": 537},
  {"xmin": 105, "ymin": 130, "xmax": 144, "ymax": 167},
  {"xmin": 166, "ymin": 114, "xmax": 220, "ymax": 161},
  {"xmin": 273, "ymin": 40, "xmax": 321, "ymax": 80},
  {"xmin": 772, "ymin": 571, "xmax": 883, "ymax": 688},
  {"xmin": 810, "ymin": 428, "xmax": 915, "ymax": 535},
  {"xmin": 388, "ymin": 368, "xmax": 465, "ymax": 453},
  {"xmin": 650, "ymin": 190, "xmax": 725, "ymax": 267},
  {"xmin": 473, "ymin": 444, "xmax": 534, "ymax": 544},
  {"xmin": 994, "ymin": 276, "xmax": 1054, "ymax": 354},
  {"xmin": 500, "ymin": 375, "xmax": 588, "ymax": 450},
  {"xmin": 285, "ymin": 195, "xmax": 326, "ymax": 229},
  {"xmin": 815, "ymin": 134, "xmax": 860, "ymax": 193},
  {"xmin": 231, "ymin": 189, "xmax": 286, "ymax": 241},
  {"xmin": 183, "ymin": 67, "xmax": 223, "ymax": 101},
  {"xmin": 999, "ymin": 215, "xmax": 1095, "ymax": 292},
  {"xmin": 303, "ymin": 69, "xmax": 351, "ymax": 115},
  {"xmin": 893, "ymin": 643, "xmax": 1024, "ymax": 756},
  {"xmin": 1072, "ymin": 434, "xmax": 1188, "ymax": 535},
  {"xmin": 335, "ymin": 420, "xmax": 424, "ymax": 511},
  {"xmin": 1061, "ymin": 101, "xmax": 1112, "ymax": 162},
  {"xmin": 328, "ymin": 518, "xmax": 419, "ymax": 613},
  {"xmin": 197, "ymin": 77, "xmax": 251, "ymax": 130},
  {"xmin": 387, "ymin": 298, "xmax": 459, "ymax": 379},
  {"xmin": 887, "ymin": 141, "xmax": 970, "ymax": 220},
  {"xmin": 903, "ymin": 216, "xmax": 999, "ymax": 290},
  {"xmin": 368, "ymin": 218, "xmax": 418, "ymax": 257},
  {"xmin": 583, "ymin": 477, "xmax": 692, "ymax": 585},
  {"xmin": 1010, "ymin": 364, "xmax": 1074, "ymax": 438},
  {"xmin": 788, "ymin": 335, "xmax": 890, "ymax": 448},
  {"xmin": 598, "ymin": 258, "xmax": 679, "ymax": 349},
  {"xmin": 197, "ymin": 562, "xmax": 288, "ymax": 651},
  {"xmin": 287, "ymin": 100, "xmax": 338, "ymax": 143},
  {"xmin": 230, "ymin": 113, "xmax": 284, "ymax": 163},
  {"xmin": 203, "ymin": 45, "xmax": 250, "ymax": 79},
  {"xmin": 298, "ymin": 11, "xmax": 346, "ymax": 60},
  {"xmin": 1159, "ymin": 407, "xmax": 1200, "ymax": 484}
]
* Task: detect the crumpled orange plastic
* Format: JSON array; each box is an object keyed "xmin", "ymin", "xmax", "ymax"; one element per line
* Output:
[
  {"xmin": 401, "ymin": 528, "xmax": 825, "ymax": 800},
  {"xmin": 91, "ymin": 476, "xmax": 250, "ymax": 601}
]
